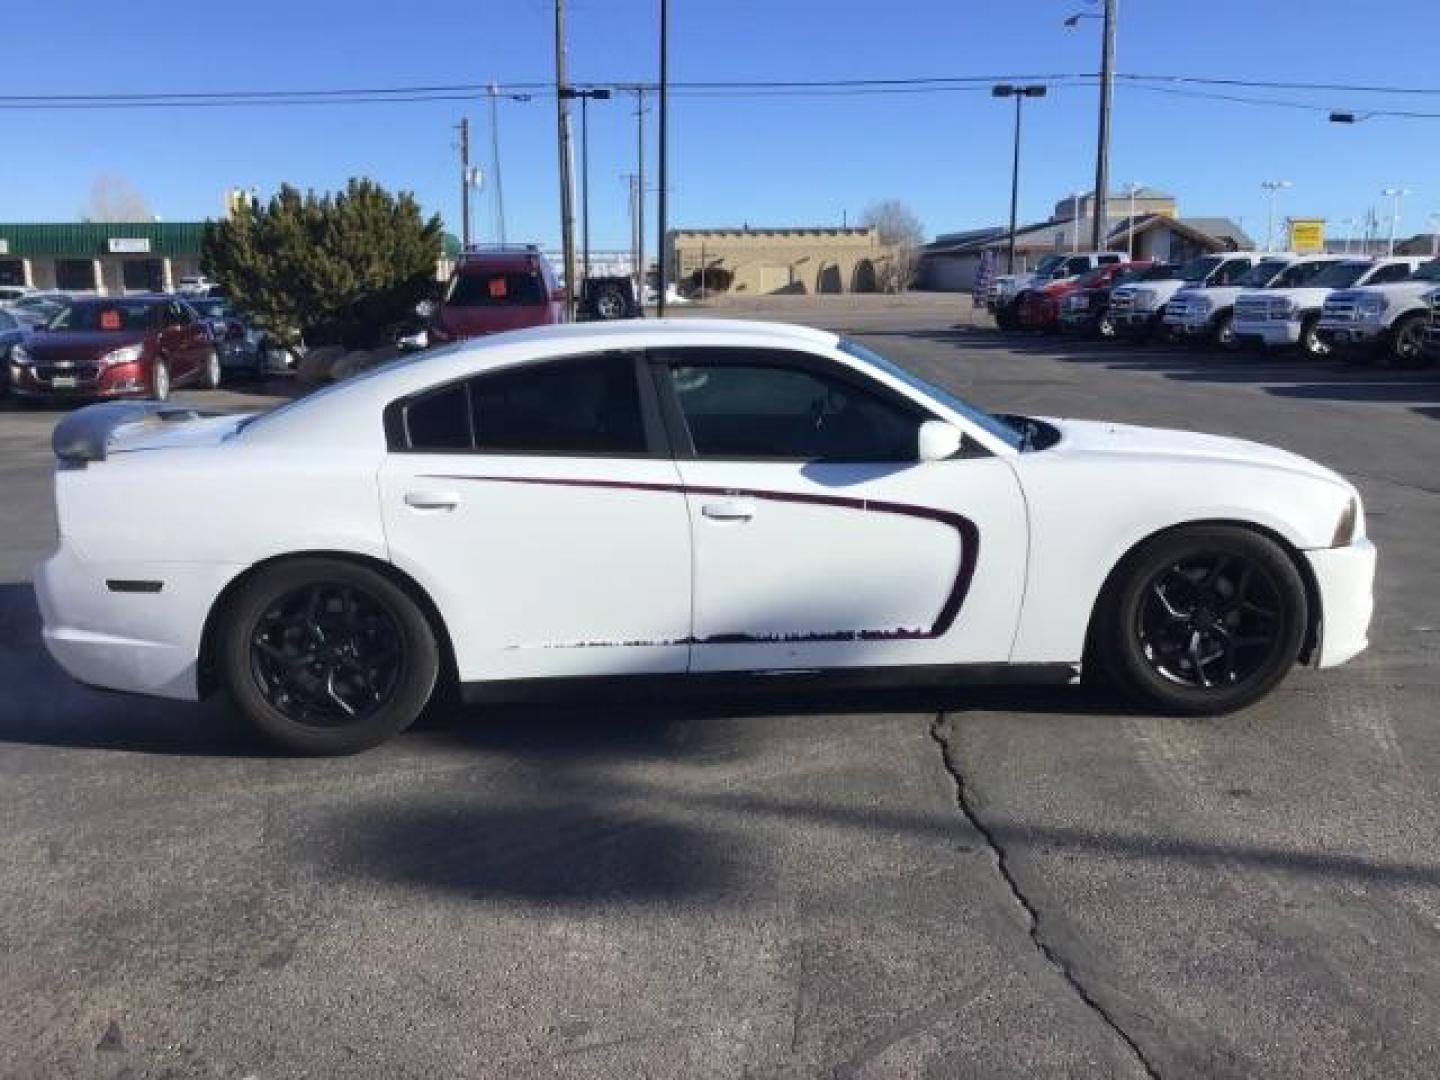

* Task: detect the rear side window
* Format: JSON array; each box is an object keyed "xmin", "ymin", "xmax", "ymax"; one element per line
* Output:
[
  {"xmin": 446, "ymin": 269, "xmax": 546, "ymax": 307},
  {"xmin": 1368, "ymin": 263, "xmax": 1414, "ymax": 285},
  {"xmin": 398, "ymin": 354, "xmax": 647, "ymax": 456}
]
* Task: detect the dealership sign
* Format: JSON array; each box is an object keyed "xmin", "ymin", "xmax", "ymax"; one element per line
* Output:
[{"xmin": 107, "ymin": 238, "xmax": 151, "ymax": 254}]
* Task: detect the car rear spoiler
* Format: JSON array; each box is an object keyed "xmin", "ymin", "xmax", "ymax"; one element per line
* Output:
[{"xmin": 52, "ymin": 401, "xmax": 222, "ymax": 466}]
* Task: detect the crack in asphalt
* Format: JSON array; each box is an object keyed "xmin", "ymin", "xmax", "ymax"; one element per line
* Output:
[{"xmin": 929, "ymin": 713, "xmax": 1162, "ymax": 1080}]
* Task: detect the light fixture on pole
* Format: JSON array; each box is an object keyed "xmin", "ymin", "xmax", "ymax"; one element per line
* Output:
[
  {"xmin": 1067, "ymin": 0, "xmax": 1117, "ymax": 251},
  {"xmin": 1382, "ymin": 187, "xmax": 1413, "ymax": 256},
  {"xmin": 992, "ymin": 84, "xmax": 1048, "ymax": 275},
  {"xmin": 558, "ymin": 86, "xmax": 612, "ymax": 284},
  {"xmin": 1261, "ymin": 180, "xmax": 1293, "ymax": 252},
  {"xmin": 1068, "ymin": 190, "xmax": 1086, "ymax": 253}
]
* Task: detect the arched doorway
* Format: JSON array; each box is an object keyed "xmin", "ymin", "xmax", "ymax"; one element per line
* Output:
[
  {"xmin": 816, "ymin": 262, "xmax": 842, "ymax": 294},
  {"xmin": 851, "ymin": 259, "xmax": 877, "ymax": 293}
]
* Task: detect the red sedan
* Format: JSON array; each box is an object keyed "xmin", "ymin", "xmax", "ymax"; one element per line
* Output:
[
  {"xmin": 1016, "ymin": 262, "xmax": 1139, "ymax": 333},
  {"xmin": 9, "ymin": 295, "xmax": 221, "ymax": 403}
]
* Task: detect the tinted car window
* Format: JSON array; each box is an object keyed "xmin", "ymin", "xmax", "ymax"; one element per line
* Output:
[
  {"xmin": 1367, "ymin": 263, "xmax": 1414, "ymax": 285},
  {"xmin": 447, "ymin": 269, "xmax": 546, "ymax": 307},
  {"xmin": 400, "ymin": 354, "xmax": 646, "ymax": 455},
  {"xmin": 667, "ymin": 360, "xmax": 920, "ymax": 462}
]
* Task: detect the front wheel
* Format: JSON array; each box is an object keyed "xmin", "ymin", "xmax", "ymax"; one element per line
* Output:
[
  {"xmin": 1298, "ymin": 315, "xmax": 1328, "ymax": 359},
  {"xmin": 151, "ymin": 358, "xmax": 171, "ymax": 401},
  {"xmin": 1094, "ymin": 526, "xmax": 1308, "ymax": 716},
  {"xmin": 1211, "ymin": 311, "xmax": 1236, "ymax": 350},
  {"xmin": 1391, "ymin": 314, "xmax": 1428, "ymax": 368},
  {"xmin": 217, "ymin": 559, "xmax": 441, "ymax": 754},
  {"xmin": 200, "ymin": 346, "xmax": 222, "ymax": 390}
]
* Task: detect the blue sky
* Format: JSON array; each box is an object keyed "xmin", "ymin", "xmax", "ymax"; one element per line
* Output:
[{"xmin": 2, "ymin": 0, "xmax": 1436, "ymax": 248}]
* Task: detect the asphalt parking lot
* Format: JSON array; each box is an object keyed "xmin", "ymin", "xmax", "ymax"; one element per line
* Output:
[{"xmin": 3, "ymin": 295, "xmax": 1440, "ymax": 1079}]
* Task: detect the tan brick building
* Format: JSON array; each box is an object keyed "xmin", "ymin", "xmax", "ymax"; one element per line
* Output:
[{"xmin": 668, "ymin": 227, "xmax": 895, "ymax": 296}]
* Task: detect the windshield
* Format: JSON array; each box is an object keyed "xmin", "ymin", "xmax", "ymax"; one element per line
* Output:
[
  {"xmin": 1305, "ymin": 262, "xmax": 1372, "ymax": 289},
  {"xmin": 1032, "ymin": 254, "xmax": 1066, "ymax": 276},
  {"xmin": 1177, "ymin": 256, "xmax": 1224, "ymax": 283},
  {"xmin": 48, "ymin": 300, "xmax": 156, "ymax": 332},
  {"xmin": 838, "ymin": 338, "xmax": 1023, "ymax": 451},
  {"xmin": 1414, "ymin": 259, "xmax": 1440, "ymax": 283},
  {"xmin": 1236, "ymin": 260, "xmax": 1292, "ymax": 287},
  {"xmin": 1074, "ymin": 267, "xmax": 1109, "ymax": 289}
]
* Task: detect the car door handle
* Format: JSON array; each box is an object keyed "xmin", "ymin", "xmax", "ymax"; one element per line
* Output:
[
  {"xmin": 701, "ymin": 500, "xmax": 756, "ymax": 522},
  {"xmin": 404, "ymin": 490, "xmax": 461, "ymax": 511}
]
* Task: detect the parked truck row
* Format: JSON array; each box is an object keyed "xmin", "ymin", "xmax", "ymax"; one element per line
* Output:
[{"xmin": 988, "ymin": 250, "xmax": 1440, "ymax": 367}]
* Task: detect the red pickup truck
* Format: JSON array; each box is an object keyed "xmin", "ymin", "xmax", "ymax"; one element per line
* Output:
[{"xmin": 1015, "ymin": 262, "xmax": 1144, "ymax": 333}]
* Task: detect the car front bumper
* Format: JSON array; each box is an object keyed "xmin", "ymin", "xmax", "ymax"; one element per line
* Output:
[
  {"xmin": 1111, "ymin": 311, "xmax": 1160, "ymax": 335},
  {"xmin": 1233, "ymin": 321, "xmax": 1301, "ymax": 347},
  {"xmin": 1305, "ymin": 537, "xmax": 1377, "ymax": 669},
  {"xmin": 35, "ymin": 542, "xmax": 242, "ymax": 701},
  {"xmin": 1317, "ymin": 322, "xmax": 1386, "ymax": 349}
]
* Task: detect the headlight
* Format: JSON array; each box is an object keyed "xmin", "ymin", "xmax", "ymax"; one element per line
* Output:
[
  {"xmin": 10, "ymin": 343, "xmax": 30, "ymax": 366},
  {"xmin": 1357, "ymin": 296, "xmax": 1388, "ymax": 319},
  {"xmin": 1332, "ymin": 495, "xmax": 1363, "ymax": 547},
  {"xmin": 98, "ymin": 344, "xmax": 144, "ymax": 366}
]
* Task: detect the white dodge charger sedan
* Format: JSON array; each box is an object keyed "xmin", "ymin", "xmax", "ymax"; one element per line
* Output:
[{"xmin": 36, "ymin": 320, "xmax": 1375, "ymax": 754}]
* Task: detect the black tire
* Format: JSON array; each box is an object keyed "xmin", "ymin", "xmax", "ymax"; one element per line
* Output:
[
  {"xmin": 200, "ymin": 346, "xmax": 222, "ymax": 390},
  {"xmin": 217, "ymin": 559, "xmax": 440, "ymax": 754},
  {"xmin": 1298, "ymin": 314, "xmax": 1328, "ymax": 359},
  {"xmin": 1211, "ymin": 311, "xmax": 1236, "ymax": 350},
  {"xmin": 1095, "ymin": 525, "xmax": 1308, "ymax": 716},
  {"xmin": 994, "ymin": 303, "xmax": 1019, "ymax": 331},
  {"xmin": 151, "ymin": 358, "xmax": 171, "ymax": 401},
  {"xmin": 592, "ymin": 284, "xmax": 629, "ymax": 321},
  {"xmin": 1390, "ymin": 314, "xmax": 1427, "ymax": 368}
]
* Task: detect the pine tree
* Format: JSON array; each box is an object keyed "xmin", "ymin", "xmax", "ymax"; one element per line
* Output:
[{"xmin": 202, "ymin": 179, "xmax": 443, "ymax": 348}]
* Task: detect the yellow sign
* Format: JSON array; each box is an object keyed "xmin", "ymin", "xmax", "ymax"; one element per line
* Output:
[{"xmin": 1288, "ymin": 218, "xmax": 1326, "ymax": 253}]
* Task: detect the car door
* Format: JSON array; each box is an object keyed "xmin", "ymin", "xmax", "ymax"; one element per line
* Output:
[
  {"xmin": 378, "ymin": 349, "xmax": 693, "ymax": 684},
  {"xmin": 650, "ymin": 346, "xmax": 1029, "ymax": 675}
]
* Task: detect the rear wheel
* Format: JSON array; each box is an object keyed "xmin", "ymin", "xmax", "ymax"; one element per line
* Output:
[
  {"xmin": 592, "ymin": 284, "xmax": 629, "ymax": 320},
  {"xmin": 218, "ymin": 559, "xmax": 440, "ymax": 754},
  {"xmin": 1095, "ymin": 526, "xmax": 1308, "ymax": 716},
  {"xmin": 1211, "ymin": 311, "xmax": 1236, "ymax": 350}
]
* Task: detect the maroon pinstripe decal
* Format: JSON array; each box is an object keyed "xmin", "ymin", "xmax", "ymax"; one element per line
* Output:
[{"xmin": 421, "ymin": 473, "xmax": 981, "ymax": 642}]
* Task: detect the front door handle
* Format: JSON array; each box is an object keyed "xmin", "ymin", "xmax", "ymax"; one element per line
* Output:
[
  {"xmin": 701, "ymin": 499, "xmax": 756, "ymax": 522},
  {"xmin": 404, "ymin": 490, "xmax": 461, "ymax": 511}
]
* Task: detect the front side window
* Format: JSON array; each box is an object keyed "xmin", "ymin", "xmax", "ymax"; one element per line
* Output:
[
  {"xmin": 400, "ymin": 353, "xmax": 647, "ymax": 456},
  {"xmin": 1365, "ymin": 263, "xmax": 1415, "ymax": 286},
  {"xmin": 1178, "ymin": 256, "xmax": 1224, "ymax": 283},
  {"xmin": 664, "ymin": 356, "xmax": 922, "ymax": 462}
]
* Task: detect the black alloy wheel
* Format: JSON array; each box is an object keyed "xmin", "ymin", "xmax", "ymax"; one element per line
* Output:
[
  {"xmin": 219, "ymin": 559, "xmax": 440, "ymax": 754},
  {"xmin": 1095, "ymin": 526, "xmax": 1307, "ymax": 715}
]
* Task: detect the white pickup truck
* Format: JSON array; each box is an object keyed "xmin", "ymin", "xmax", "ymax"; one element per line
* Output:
[
  {"xmin": 1164, "ymin": 254, "xmax": 1343, "ymax": 348},
  {"xmin": 1318, "ymin": 257, "xmax": 1440, "ymax": 366},
  {"xmin": 989, "ymin": 251, "xmax": 1127, "ymax": 328},
  {"xmin": 1107, "ymin": 252, "xmax": 1261, "ymax": 342},
  {"xmin": 1233, "ymin": 257, "xmax": 1424, "ymax": 358}
]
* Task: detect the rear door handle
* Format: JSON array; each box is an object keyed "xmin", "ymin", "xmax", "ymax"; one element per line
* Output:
[
  {"xmin": 404, "ymin": 490, "xmax": 461, "ymax": 511},
  {"xmin": 701, "ymin": 499, "xmax": 756, "ymax": 522}
]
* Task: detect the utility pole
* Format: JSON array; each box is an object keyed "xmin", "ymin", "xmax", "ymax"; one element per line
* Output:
[
  {"xmin": 657, "ymin": 0, "xmax": 670, "ymax": 317},
  {"xmin": 1089, "ymin": 0, "xmax": 1117, "ymax": 251},
  {"xmin": 635, "ymin": 88, "xmax": 647, "ymax": 306},
  {"xmin": 487, "ymin": 84, "xmax": 508, "ymax": 245},
  {"xmin": 457, "ymin": 117, "xmax": 471, "ymax": 248},
  {"xmin": 554, "ymin": 0, "xmax": 578, "ymax": 320}
]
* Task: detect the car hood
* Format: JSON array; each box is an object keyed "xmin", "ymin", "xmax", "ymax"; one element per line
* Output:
[
  {"xmin": 1043, "ymin": 418, "xmax": 1349, "ymax": 490},
  {"xmin": 1330, "ymin": 281, "xmax": 1439, "ymax": 303},
  {"xmin": 27, "ymin": 330, "xmax": 147, "ymax": 357}
]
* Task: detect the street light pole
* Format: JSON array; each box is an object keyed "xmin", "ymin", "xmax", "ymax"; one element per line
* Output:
[
  {"xmin": 1382, "ymin": 187, "xmax": 1413, "ymax": 256},
  {"xmin": 457, "ymin": 117, "xmax": 471, "ymax": 248},
  {"xmin": 992, "ymin": 84, "xmax": 1047, "ymax": 275},
  {"xmin": 1123, "ymin": 181, "xmax": 1142, "ymax": 259},
  {"xmin": 559, "ymin": 87, "xmax": 612, "ymax": 286}
]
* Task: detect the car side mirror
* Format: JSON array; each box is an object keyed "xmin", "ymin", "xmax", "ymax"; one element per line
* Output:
[{"xmin": 917, "ymin": 419, "xmax": 963, "ymax": 462}]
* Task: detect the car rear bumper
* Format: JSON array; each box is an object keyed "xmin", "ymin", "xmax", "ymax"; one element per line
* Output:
[
  {"xmin": 34, "ymin": 543, "xmax": 242, "ymax": 701},
  {"xmin": 1305, "ymin": 537, "xmax": 1376, "ymax": 669}
]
